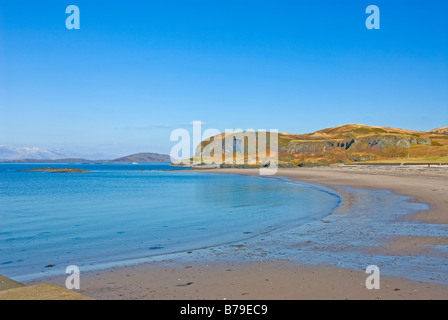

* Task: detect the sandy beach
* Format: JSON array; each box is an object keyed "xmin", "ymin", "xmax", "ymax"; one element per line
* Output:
[{"xmin": 27, "ymin": 165, "xmax": 448, "ymax": 299}]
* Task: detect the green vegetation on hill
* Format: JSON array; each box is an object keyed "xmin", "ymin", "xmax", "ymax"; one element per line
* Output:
[{"xmin": 195, "ymin": 124, "xmax": 448, "ymax": 166}]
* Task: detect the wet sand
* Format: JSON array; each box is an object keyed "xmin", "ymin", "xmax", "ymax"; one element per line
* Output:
[
  {"xmin": 28, "ymin": 166, "xmax": 448, "ymax": 299},
  {"xmin": 196, "ymin": 167, "xmax": 448, "ymax": 254},
  {"xmin": 45, "ymin": 260, "xmax": 448, "ymax": 300}
]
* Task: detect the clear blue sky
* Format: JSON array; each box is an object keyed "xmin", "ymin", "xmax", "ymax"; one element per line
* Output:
[{"xmin": 0, "ymin": 0, "xmax": 447, "ymax": 157}]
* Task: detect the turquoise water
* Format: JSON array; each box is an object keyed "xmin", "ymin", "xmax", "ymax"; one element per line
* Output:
[{"xmin": 0, "ymin": 163, "xmax": 340, "ymax": 280}]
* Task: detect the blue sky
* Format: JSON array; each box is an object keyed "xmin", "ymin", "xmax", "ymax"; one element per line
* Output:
[{"xmin": 0, "ymin": 0, "xmax": 447, "ymax": 157}]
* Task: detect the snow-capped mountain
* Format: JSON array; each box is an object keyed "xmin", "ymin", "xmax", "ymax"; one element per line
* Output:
[{"xmin": 0, "ymin": 145, "xmax": 68, "ymax": 160}]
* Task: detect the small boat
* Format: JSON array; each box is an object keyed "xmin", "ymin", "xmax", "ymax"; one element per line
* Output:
[{"xmin": 132, "ymin": 162, "xmax": 138, "ymax": 165}]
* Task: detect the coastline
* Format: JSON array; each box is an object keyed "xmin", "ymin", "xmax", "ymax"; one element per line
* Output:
[
  {"xmin": 191, "ymin": 167, "xmax": 448, "ymax": 259},
  {"xmin": 195, "ymin": 166, "xmax": 448, "ymax": 224},
  {"xmin": 25, "ymin": 166, "xmax": 448, "ymax": 299}
]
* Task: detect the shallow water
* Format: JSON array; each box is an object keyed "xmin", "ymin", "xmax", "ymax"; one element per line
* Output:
[
  {"xmin": 191, "ymin": 181, "xmax": 448, "ymax": 284},
  {"xmin": 0, "ymin": 163, "xmax": 341, "ymax": 281}
]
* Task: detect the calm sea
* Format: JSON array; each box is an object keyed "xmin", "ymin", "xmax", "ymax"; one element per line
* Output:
[{"xmin": 0, "ymin": 163, "xmax": 340, "ymax": 281}]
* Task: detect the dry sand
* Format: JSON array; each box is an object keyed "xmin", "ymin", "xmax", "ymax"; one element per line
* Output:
[{"xmin": 29, "ymin": 166, "xmax": 448, "ymax": 300}]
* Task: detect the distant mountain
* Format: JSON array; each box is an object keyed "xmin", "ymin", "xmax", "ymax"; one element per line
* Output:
[
  {"xmin": 110, "ymin": 153, "xmax": 171, "ymax": 163},
  {"xmin": 4, "ymin": 158, "xmax": 92, "ymax": 163},
  {"xmin": 1, "ymin": 152, "xmax": 172, "ymax": 163},
  {"xmin": 0, "ymin": 145, "xmax": 67, "ymax": 160}
]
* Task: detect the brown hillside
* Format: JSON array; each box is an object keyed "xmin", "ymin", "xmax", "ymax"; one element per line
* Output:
[
  {"xmin": 428, "ymin": 127, "xmax": 448, "ymax": 135},
  {"xmin": 194, "ymin": 124, "xmax": 448, "ymax": 166}
]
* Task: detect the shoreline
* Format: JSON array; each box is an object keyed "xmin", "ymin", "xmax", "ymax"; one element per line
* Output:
[
  {"xmin": 193, "ymin": 166, "xmax": 448, "ymax": 224},
  {"xmin": 26, "ymin": 166, "xmax": 448, "ymax": 299}
]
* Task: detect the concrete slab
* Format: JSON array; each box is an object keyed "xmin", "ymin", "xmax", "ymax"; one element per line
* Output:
[{"xmin": 0, "ymin": 283, "xmax": 93, "ymax": 300}]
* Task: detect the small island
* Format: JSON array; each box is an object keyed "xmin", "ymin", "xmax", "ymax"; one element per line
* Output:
[{"xmin": 19, "ymin": 167, "xmax": 91, "ymax": 173}]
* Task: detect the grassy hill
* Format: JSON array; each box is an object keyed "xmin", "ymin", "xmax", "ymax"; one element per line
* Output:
[{"xmin": 195, "ymin": 124, "xmax": 448, "ymax": 166}]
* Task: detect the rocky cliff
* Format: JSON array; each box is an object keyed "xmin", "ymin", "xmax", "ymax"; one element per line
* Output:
[{"xmin": 286, "ymin": 134, "xmax": 432, "ymax": 154}]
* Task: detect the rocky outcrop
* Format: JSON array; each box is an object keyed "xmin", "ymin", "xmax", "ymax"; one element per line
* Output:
[
  {"xmin": 366, "ymin": 135, "xmax": 411, "ymax": 149},
  {"xmin": 348, "ymin": 154, "xmax": 376, "ymax": 162},
  {"xmin": 286, "ymin": 141, "xmax": 334, "ymax": 153},
  {"xmin": 412, "ymin": 137, "xmax": 432, "ymax": 145},
  {"xmin": 286, "ymin": 135, "xmax": 433, "ymax": 154}
]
